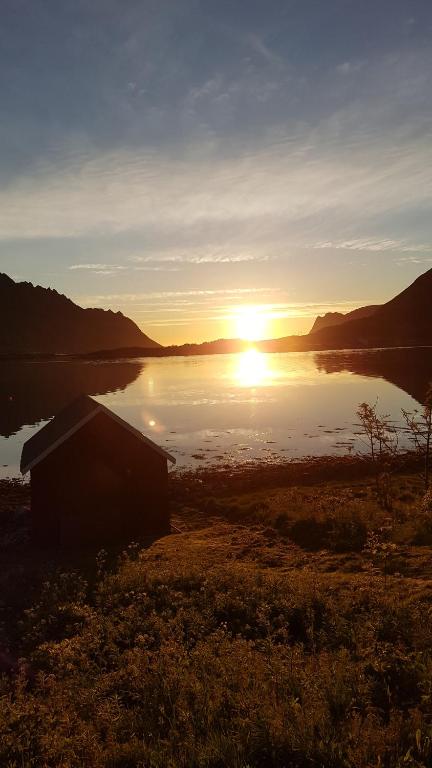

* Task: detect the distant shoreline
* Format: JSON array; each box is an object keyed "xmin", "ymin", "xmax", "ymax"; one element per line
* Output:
[{"xmin": 1, "ymin": 341, "xmax": 432, "ymax": 362}]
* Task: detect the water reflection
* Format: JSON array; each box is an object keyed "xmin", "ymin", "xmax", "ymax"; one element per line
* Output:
[
  {"xmin": 314, "ymin": 347, "xmax": 432, "ymax": 405},
  {"xmin": 0, "ymin": 360, "xmax": 143, "ymax": 437},
  {"xmin": 235, "ymin": 349, "xmax": 273, "ymax": 388},
  {"xmin": 2, "ymin": 348, "xmax": 432, "ymax": 477}
]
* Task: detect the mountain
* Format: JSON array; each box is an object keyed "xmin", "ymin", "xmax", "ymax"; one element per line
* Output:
[
  {"xmin": 0, "ymin": 273, "xmax": 160, "ymax": 354},
  {"xmin": 3, "ymin": 267, "xmax": 431, "ymax": 359},
  {"xmin": 309, "ymin": 305, "xmax": 379, "ymax": 334},
  {"xmin": 309, "ymin": 268, "xmax": 432, "ymax": 349}
]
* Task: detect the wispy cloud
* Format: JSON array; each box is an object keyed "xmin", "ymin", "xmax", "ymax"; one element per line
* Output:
[
  {"xmin": 1, "ymin": 38, "xmax": 432, "ymax": 268},
  {"xmin": 69, "ymin": 263, "xmax": 124, "ymax": 270},
  {"xmin": 76, "ymin": 285, "xmax": 374, "ymax": 328},
  {"xmin": 335, "ymin": 60, "xmax": 366, "ymax": 76},
  {"xmin": 77, "ymin": 287, "xmax": 273, "ymax": 306},
  {"xmin": 129, "ymin": 252, "xmax": 268, "ymax": 265},
  {"xmin": 69, "ymin": 261, "xmax": 181, "ymax": 274},
  {"xmin": 248, "ymin": 34, "xmax": 284, "ymax": 68},
  {"xmin": 69, "ymin": 263, "xmax": 127, "ymax": 274},
  {"xmin": 396, "ymin": 255, "xmax": 432, "ymax": 265},
  {"xmin": 0, "ymin": 118, "xmax": 430, "ymax": 255},
  {"xmin": 313, "ymin": 239, "xmax": 432, "ymax": 253}
]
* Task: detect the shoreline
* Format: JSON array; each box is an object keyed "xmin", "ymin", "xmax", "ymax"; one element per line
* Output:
[
  {"xmin": 1, "ymin": 343, "xmax": 432, "ymax": 363},
  {"xmin": 1, "ymin": 451, "xmax": 422, "ymax": 510},
  {"xmin": 169, "ymin": 451, "xmax": 423, "ymax": 499}
]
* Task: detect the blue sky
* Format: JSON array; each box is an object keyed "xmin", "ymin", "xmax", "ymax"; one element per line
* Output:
[{"xmin": 1, "ymin": 0, "xmax": 432, "ymax": 343}]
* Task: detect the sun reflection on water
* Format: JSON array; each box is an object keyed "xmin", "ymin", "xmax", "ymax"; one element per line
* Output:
[{"xmin": 235, "ymin": 348, "xmax": 273, "ymax": 388}]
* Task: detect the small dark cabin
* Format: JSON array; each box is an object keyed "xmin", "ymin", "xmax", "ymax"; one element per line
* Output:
[{"xmin": 20, "ymin": 395, "xmax": 176, "ymax": 546}]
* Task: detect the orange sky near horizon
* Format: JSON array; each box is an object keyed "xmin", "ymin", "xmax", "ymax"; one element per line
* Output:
[{"xmin": 75, "ymin": 292, "xmax": 378, "ymax": 346}]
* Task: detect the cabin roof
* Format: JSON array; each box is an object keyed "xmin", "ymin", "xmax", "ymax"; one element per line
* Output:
[{"xmin": 20, "ymin": 394, "xmax": 176, "ymax": 474}]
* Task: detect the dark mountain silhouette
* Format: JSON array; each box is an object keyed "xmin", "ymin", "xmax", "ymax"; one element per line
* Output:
[
  {"xmin": 3, "ymin": 267, "xmax": 432, "ymax": 360},
  {"xmin": 310, "ymin": 305, "xmax": 379, "ymax": 334},
  {"xmin": 308, "ymin": 269, "xmax": 432, "ymax": 349},
  {"xmin": 0, "ymin": 360, "xmax": 144, "ymax": 437},
  {"xmin": 0, "ymin": 273, "xmax": 160, "ymax": 354},
  {"xmin": 256, "ymin": 268, "xmax": 432, "ymax": 354},
  {"xmin": 314, "ymin": 348, "xmax": 432, "ymax": 405}
]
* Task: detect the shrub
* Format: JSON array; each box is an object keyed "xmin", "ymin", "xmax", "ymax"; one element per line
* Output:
[
  {"xmin": 289, "ymin": 516, "xmax": 331, "ymax": 550},
  {"xmin": 412, "ymin": 513, "xmax": 432, "ymax": 545},
  {"xmin": 289, "ymin": 514, "xmax": 367, "ymax": 552}
]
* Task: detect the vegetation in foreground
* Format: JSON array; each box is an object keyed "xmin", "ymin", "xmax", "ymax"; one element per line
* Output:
[{"xmin": 2, "ymin": 458, "xmax": 432, "ymax": 767}]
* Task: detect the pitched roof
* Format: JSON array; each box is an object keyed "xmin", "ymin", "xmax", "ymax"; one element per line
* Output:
[{"xmin": 21, "ymin": 394, "xmax": 176, "ymax": 474}]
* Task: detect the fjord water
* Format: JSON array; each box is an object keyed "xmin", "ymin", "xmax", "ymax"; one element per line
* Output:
[{"xmin": 1, "ymin": 347, "xmax": 432, "ymax": 478}]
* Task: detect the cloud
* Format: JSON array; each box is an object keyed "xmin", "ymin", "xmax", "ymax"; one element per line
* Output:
[
  {"xmin": 1, "ymin": 42, "xmax": 432, "ymax": 347},
  {"xmin": 69, "ymin": 263, "xmax": 127, "ymax": 270},
  {"xmin": 0, "ymin": 40, "xmax": 431, "ymax": 267},
  {"xmin": 129, "ymin": 252, "xmax": 268, "ymax": 265},
  {"xmin": 69, "ymin": 261, "xmax": 181, "ymax": 274},
  {"xmin": 335, "ymin": 61, "xmax": 365, "ymax": 76},
  {"xmin": 248, "ymin": 34, "xmax": 284, "ymax": 68},
  {"xmin": 0, "ymin": 115, "xmax": 430, "ymax": 254},
  {"xmin": 78, "ymin": 287, "xmax": 273, "ymax": 305},
  {"xmin": 75, "ymin": 285, "xmax": 374, "ymax": 328},
  {"xmin": 396, "ymin": 255, "xmax": 432, "ymax": 265},
  {"xmin": 312, "ymin": 239, "xmax": 432, "ymax": 253}
]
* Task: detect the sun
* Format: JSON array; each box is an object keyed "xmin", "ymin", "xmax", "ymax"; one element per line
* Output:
[{"xmin": 234, "ymin": 306, "xmax": 268, "ymax": 341}]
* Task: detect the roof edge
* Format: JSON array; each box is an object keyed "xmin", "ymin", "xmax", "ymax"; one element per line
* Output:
[
  {"xmin": 21, "ymin": 404, "xmax": 176, "ymax": 474},
  {"xmin": 96, "ymin": 403, "xmax": 176, "ymax": 465},
  {"xmin": 21, "ymin": 409, "xmax": 101, "ymax": 474}
]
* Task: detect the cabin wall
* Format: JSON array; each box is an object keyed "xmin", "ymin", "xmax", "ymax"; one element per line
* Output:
[
  {"xmin": 30, "ymin": 412, "xmax": 170, "ymax": 545},
  {"xmin": 30, "ymin": 464, "xmax": 62, "ymax": 545}
]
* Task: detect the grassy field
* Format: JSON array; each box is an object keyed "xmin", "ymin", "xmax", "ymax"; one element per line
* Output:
[{"xmin": 1, "ymin": 458, "xmax": 432, "ymax": 767}]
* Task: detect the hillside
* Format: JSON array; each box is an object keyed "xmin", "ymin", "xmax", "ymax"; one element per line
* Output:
[
  {"xmin": 310, "ymin": 268, "xmax": 432, "ymax": 349},
  {"xmin": 309, "ymin": 305, "xmax": 379, "ymax": 334},
  {"xmin": 260, "ymin": 268, "xmax": 432, "ymax": 354},
  {"xmin": 0, "ymin": 273, "xmax": 160, "ymax": 354},
  {"xmin": 1, "ymin": 459, "xmax": 432, "ymax": 767}
]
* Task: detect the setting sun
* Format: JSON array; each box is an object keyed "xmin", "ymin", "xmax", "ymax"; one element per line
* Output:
[{"xmin": 234, "ymin": 306, "xmax": 269, "ymax": 341}]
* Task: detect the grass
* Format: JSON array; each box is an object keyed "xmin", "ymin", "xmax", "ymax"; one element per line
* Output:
[{"xmin": 1, "ymin": 459, "xmax": 432, "ymax": 767}]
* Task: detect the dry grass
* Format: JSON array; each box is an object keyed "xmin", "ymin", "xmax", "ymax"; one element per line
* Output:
[{"xmin": 1, "ymin": 464, "xmax": 432, "ymax": 767}]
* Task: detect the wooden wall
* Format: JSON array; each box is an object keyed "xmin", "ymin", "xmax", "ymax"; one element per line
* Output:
[{"xmin": 30, "ymin": 412, "xmax": 170, "ymax": 546}]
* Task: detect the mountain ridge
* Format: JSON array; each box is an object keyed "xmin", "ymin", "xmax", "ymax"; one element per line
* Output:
[
  {"xmin": 307, "ymin": 267, "xmax": 432, "ymax": 349},
  {"xmin": 0, "ymin": 273, "xmax": 160, "ymax": 354},
  {"xmin": 309, "ymin": 305, "xmax": 379, "ymax": 334},
  {"xmin": 2, "ymin": 267, "xmax": 431, "ymax": 357}
]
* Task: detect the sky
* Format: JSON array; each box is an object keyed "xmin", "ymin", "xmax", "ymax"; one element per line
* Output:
[{"xmin": 0, "ymin": 0, "xmax": 432, "ymax": 345}]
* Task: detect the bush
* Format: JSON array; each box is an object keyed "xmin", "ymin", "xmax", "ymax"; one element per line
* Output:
[
  {"xmin": 1, "ymin": 477, "xmax": 432, "ymax": 768},
  {"xmin": 289, "ymin": 514, "xmax": 367, "ymax": 552},
  {"xmin": 2, "ymin": 554, "xmax": 432, "ymax": 767},
  {"xmin": 412, "ymin": 513, "xmax": 432, "ymax": 545}
]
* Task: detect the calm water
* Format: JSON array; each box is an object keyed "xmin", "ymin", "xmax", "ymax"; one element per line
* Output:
[{"xmin": 1, "ymin": 347, "xmax": 432, "ymax": 478}]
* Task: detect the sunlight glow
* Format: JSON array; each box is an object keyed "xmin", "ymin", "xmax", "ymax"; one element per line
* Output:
[
  {"xmin": 235, "ymin": 348, "xmax": 271, "ymax": 388},
  {"xmin": 234, "ymin": 306, "xmax": 269, "ymax": 341}
]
